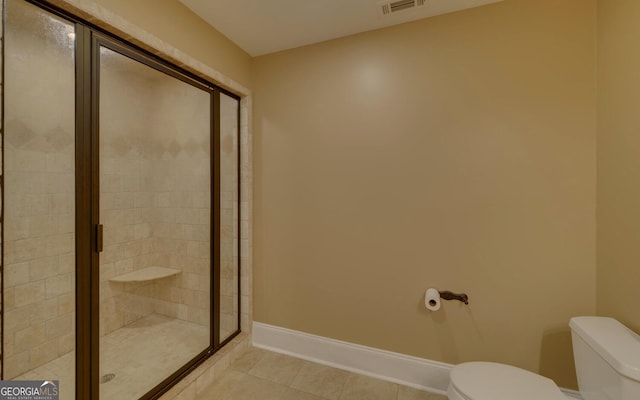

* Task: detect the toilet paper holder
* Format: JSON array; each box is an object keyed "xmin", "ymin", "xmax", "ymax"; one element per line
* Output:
[{"xmin": 439, "ymin": 290, "xmax": 469, "ymax": 305}]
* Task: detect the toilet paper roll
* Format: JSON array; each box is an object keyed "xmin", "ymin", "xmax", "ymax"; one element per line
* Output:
[{"xmin": 425, "ymin": 288, "xmax": 441, "ymax": 311}]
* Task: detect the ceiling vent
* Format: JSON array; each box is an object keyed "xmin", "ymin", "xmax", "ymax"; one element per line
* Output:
[{"xmin": 378, "ymin": 0, "xmax": 427, "ymax": 17}]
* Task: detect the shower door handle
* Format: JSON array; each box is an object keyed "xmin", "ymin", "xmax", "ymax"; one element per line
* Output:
[{"xmin": 96, "ymin": 224, "xmax": 104, "ymax": 252}]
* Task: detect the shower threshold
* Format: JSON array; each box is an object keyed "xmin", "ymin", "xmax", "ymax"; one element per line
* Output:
[{"xmin": 15, "ymin": 314, "xmax": 209, "ymax": 400}]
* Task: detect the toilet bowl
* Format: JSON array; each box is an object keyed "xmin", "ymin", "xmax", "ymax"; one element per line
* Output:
[
  {"xmin": 447, "ymin": 317, "xmax": 640, "ymax": 400},
  {"xmin": 447, "ymin": 361, "xmax": 568, "ymax": 400}
]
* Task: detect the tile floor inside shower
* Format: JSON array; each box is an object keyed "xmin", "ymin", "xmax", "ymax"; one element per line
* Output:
[
  {"xmin": 196, "ymin": 347, "xmax": 448, "ymax": 400},
  {"xmin": 16, "ymin": 314, "xmax": 208, "ymax": 400}
]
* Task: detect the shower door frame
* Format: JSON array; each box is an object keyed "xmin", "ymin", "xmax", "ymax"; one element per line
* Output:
[{"xmin": 1, "ymin": 1, "xmax": 243, "ymax": 399}]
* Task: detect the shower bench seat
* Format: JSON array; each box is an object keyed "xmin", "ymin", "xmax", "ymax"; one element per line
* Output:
[{"xmin": 109, "ymin": 266, "xmax": 182, "ymax": 283}]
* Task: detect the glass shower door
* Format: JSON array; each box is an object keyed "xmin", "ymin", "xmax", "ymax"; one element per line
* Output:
[
  {"xmin": 3, "ymin": 1, "xmax": 240, "ymax": 396},
  {"xmin": 97, "ymin": 42, "xmax": 212, "ymax": 399},
  {"xmin": 3, "ymin": 0, "xmax": 76, "ymax": 398},
  {"xmin": 219, "ymin": 93, "xmax": 240, "ymax": 342}
]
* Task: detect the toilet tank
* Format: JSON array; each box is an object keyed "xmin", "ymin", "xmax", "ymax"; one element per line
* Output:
[{"xmin": 570, "ymin": 317, "xmax": 640, "ymax": 400}]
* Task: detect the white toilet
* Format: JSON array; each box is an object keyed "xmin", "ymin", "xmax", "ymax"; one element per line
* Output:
[{"xmin": 447, "ymin": 316, "xmax": 640, "ymax": 400}]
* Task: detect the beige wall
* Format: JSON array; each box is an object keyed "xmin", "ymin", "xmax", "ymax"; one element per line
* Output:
[
  {"xmin": 253, "ymin": 0, "xmax": 596, "ymax": 389},
  {"xmin": 596, "ymin": 0, "xmax": 640, "ymax": 333},
  {"xmin": 93, "ymin": 0, "xmax": 251, "ymax": 88}
]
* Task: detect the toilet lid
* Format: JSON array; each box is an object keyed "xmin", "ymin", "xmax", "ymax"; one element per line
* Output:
[{"xmin": 450, "ymin": 362, "xmax": 567, "ymax": 400}]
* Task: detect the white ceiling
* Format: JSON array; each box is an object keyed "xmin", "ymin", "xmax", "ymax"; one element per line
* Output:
[{"xmin": 179, "ymin": 0, "xmax": 504, "ymax": 57}]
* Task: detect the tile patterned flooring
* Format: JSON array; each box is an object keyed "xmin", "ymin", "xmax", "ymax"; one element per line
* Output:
[
  {"xmin": 197, "ymin": 347, "xmax": 447, "ymax": 400},
  {"xmin": 15, "ymin": 320, "xmax": 447, "ymax": 400}
]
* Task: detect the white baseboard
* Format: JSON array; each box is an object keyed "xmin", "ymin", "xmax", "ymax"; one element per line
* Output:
[
  {"xmin": 252, "ymin": 322, "xmax": 451, "ymax": 395},
  {"xmin": 252, "ymin": 322, "xmax": 584, "ymax": 399}
]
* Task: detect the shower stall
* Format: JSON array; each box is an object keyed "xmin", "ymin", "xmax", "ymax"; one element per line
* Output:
[{"xmin": 1, "ymin": 0, "xmax": 242, "ymax": 398}]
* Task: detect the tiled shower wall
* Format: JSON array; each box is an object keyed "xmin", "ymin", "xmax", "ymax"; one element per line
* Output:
[{"xmin": 2, "ymin": 7, "xmax": 76, "ymax": 378}]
